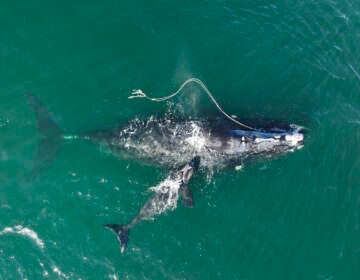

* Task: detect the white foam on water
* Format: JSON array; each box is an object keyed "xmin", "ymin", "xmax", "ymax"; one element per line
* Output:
[
  {"xmin": 51, "ymin": 265, "xmax": 68, "ymax": 279},
  {"xmin": 0, "ymin": 225, "xmax": 45, "ymax": 249},
  {"xmin": 0, "ymin": 117, "xmax": 10, "ymax": 128},
  {"xmin": 149, "ymin": 177, "xmax": 183, "ymax": 215},
  {"xmin": 108, "ymin": 274, "xmax": 119, "ymax": 280},
  {"xmin": 185, "ymin": 122, "xmax": 206, "ymax": 152}
]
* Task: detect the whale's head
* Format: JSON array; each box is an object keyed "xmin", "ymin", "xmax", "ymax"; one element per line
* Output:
[
  {"xmin": 282, "ymin": 125, "xmax": 304, "ymax": 149},
  {"xmin": 229, "ymin": 124, "xmax": 305, "ymax": 155}
]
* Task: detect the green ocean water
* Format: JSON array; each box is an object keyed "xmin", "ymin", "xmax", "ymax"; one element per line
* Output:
[{"xmin": 1, "ymin": 1, "xmax": 359, "ymax": 279}]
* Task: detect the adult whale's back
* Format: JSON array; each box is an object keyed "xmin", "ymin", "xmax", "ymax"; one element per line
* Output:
[
  {"xmin": 26, "ymin": 93, "xmax": 304, "ymax": 173},
  {"xmin": 90, "ymin": 116, "xmax": 304, "ymax": 171}
]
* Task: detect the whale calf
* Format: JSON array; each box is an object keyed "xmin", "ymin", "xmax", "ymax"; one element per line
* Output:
[{"xmin": 105, "ymin": 156, "xmax": 200, "ymax": 253}]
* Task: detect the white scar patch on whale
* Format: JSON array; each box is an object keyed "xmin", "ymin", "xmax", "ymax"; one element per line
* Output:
[{"xmin": 0, "ymin": 225, "xmax": 45, "ymax": 249}]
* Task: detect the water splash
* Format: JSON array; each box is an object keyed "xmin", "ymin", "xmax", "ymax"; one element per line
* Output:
[
  {"xmin": 51, "ymin": 265, "xmax": 69, "ymax": 279},
  {"xmin": 0, "ymin": 225, "xmax": 45, "ymax": 249},
  {"xmin": 149, "ymin": 177, "xmax": 183, "ymax": 216}
]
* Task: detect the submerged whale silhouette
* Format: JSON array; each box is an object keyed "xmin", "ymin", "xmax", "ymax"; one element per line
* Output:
[{"xmin": 27, "ymin": 93, "xmax": 304, "ymax": 253}]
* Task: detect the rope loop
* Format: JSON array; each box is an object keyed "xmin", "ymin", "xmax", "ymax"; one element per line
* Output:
[{"xmin": 128, "ymin": 78, "xmax": 256, "ymax": 131}]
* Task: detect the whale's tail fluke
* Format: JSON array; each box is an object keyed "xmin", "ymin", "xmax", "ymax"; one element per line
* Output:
[
  {"xmin": 26, "ymin": 93, "xmax": 63, "ymax": 176},
  {"xmin": 104, "ymin": 224, "xmax": 130, "ymax": 254}
]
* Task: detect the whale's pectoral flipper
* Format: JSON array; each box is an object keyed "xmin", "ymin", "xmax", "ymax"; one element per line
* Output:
[
  {"xmin": 178, "ymin": 156, "xmax": 200, "ymax": 208},
  {"xmin": 104, "ymin": 224, "xmax": 129, "ymax": 254},
  {"xmin": 179, "ymin": 156, "xmax": 200, "ymax": 182},
  {"xmin": 26, "ymin": 93, "xmax": 63, "ymax": 176},
  {"xmin": 179, "ymin": 183, "xmax": 194, "ymax": 207}
]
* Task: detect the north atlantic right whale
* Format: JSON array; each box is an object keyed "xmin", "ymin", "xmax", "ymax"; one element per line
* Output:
[
  {"xmin": 89, "ymin": 115, "xmax": 303, "ymax": 253},
  {"xmin": 105, "ymin": 156, "xmax": 200, "ymax": 253},
  {"xmin": 26, "ymin": 79, "xmax": 305, "ymax": 254},
  {"xmin": 88, "ymin": 115, "xmax": 304, "ymax": 172}
]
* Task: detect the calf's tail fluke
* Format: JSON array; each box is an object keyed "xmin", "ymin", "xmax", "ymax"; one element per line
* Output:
[
  {"xmin": 26, "ymin": 93, "xmax": 63, "ymax": 176},
  {"xmin": 104, "ymin": 224, "xmax": 130, "ymax": 254}
]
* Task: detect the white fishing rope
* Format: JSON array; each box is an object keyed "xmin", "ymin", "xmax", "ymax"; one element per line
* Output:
[{"xmin": 128, "ymin": 78, "xmax": 255, "ymax": 130}]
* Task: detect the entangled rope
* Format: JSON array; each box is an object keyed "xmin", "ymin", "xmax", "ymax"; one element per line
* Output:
[{"xmin": 128, "ymin": 78, "xmax": 256, "ymax": 130}]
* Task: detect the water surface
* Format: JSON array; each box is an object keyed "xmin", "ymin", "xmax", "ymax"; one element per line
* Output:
[{"xmin": 0, "ymin": 1, "xmax": 359, "ymax": 279}]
